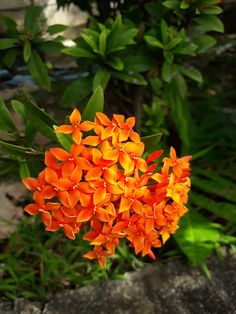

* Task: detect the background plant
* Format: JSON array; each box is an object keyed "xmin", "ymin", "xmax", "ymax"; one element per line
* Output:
[{"xmin": 0, "ymin": 5, "xmax": 66, "ymax": 90}]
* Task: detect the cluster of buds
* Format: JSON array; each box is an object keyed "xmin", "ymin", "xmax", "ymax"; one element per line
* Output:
[{"xmin": 23, "ymin": 109, "xmax": 191, "ymax": 267}]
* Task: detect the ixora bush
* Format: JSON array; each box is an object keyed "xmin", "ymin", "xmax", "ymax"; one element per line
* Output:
[{"xmin": 22, "ymin": 103, "xmax": 191, "ymax": 268}]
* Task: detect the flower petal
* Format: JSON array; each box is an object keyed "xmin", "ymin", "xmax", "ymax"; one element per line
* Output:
[{"xmin": 70, "ymin": 108, "xmax": 81, "ymax": 125}]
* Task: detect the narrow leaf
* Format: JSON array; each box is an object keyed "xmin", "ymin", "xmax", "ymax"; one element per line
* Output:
[{"xmin": 82, "ymin": 85, "xmax": 104, "ymax": 121}]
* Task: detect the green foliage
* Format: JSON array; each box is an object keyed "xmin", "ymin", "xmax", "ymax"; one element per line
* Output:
[
  {"xmin": 0, "ymin": 217, "xmax": 143, "ymax": 301},
  {"xmin": 0, "ymin": 6, "xmax": 66, "ymax": 90}
]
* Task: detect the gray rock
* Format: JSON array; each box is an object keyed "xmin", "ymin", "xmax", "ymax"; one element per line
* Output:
[
  {"xmin": 1, "ymin": 251, "xmax": 236, "ymax": 314},
  {"xmin": 43, "ymin": 251, "xmax": 236, "ymax": 314}
]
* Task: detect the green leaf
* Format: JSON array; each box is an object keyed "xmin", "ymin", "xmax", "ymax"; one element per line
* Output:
[
  {"xmin": 47, "ymin": 24, "xmax": 67, "ymax": 35},
  {"xmin": 21, "ymin": 92, "xmax": 56, "ymax": 127},
  {"xmin": 144, "ymin": 36, "xmax": 164, "ymax": 49},
  {"xmin": 0, "ymin": 38, "xmax": 19, "ymax": 50},
  {"xmin": 163, "ymin": 50, "xmax": 174, "ymax": 63},
  {"xmin": 82, "ymin": 85, "xmax": 104, "ymax": 121},
  {"xmin": 162, "ymin": 0, "xmax": 179, "ymax": 9},
  {"xmin": 195, "ymin": 15, "xmax": 224, "ymax": 33},
  {"xmin": 19, "ymin": 161, "xmax": 30, "ymax": 179},
  {"xmin": 112, "ymin": 71, "xmax": 147, "ymax": 85},
  {"xmin": 11, "ymin": 100, "xmax": 25, "ymax": 120},
  {"xmin": 62, "ymin": 47, "xmax": 97, "ymax": 59},
  {"xmin": 61, "ymin": 76, "xmax": 92, "ymax": 108},
  {"xmin": 21, "ymin": 92, "xmax": 57, "ymax": 140},
  {"xmin": 118, "ymin": 29, "xmax": 138, "ymax": 47},
  {"xmin": 0, "ymin": 98, "xmax": 18, "ymax": 133},
  {"xmin": 190, "ymin": 193, "xmax": 236, "ymax": 223},
  {"xmin": 81, "ymin": 33, "xmax": 98, "ymax": 51},
  {"xmin": 175, "ymin": 73, "xmax": 187, "ymax": 98},
  {"xmin": 27, "ymin": 50, "xmax": 51, "ymax": 90},
  {"xmin": 174, "ymin": 210, "xmax": 221, "ymax": 265},
  {"xmin": 173, "ymin": 42, "xmax": 198, "ymax": 55},
  {"xmin": 99, "ymin": 29, "xmax": 108, "ymax": 55},
  {"xmin": 106, "ymin": 57, "xmax": 124, "ymax": 71},
  {"xmin": 192, "ymin": 173, "xmax": 236, "ymax": 203},
  {"xmin": 179, "ymin": 66, "xmax": 203, "ymax": 83},
  {"xmin": 194, "ymin": 35, "xmax": 216, "ymax": 53},
  {"xmin": 3, "ymin": 49, "xmax": 17, "ymax": 68},
  {"xmin": 35, "ymin": 41, "xmax": 63, "ymax": 54},
  {"xmin": 53, "ymin": 126, "xmax": 74, "ymax": 151},
  {"xmin": 202, "ymin": 5, "xmax": 223, "ymax": 14},
  {"xmin": 142, "ymin": 133, "xmax": 162, "ymax": 151},
  {"xmin": 162, "ymin": 62, "xmax": 177, "ymax": 82},
  {"xmin": 180, "ymin": 0, "xmax": 190, "ymax": 9},
  {"xmin": 24, "ymin": 5, "xmax": 43, "ymax": 36},
  {"xmin": 0, "ymin": 14, "xmax": 17, "ymax": 34},
  {"xmin": 161, "ymin": 20, "xmax": 168, "ymax": 44},
  {"xmin": 23, "ymin": 42, "xmax": 31, "ymax": 63},
  {"xmin": 123, "ymin": 55, "xmax": 155, "ymax": 72},
  {"xmin": 0, "ymin": 140, "xmax": 31, "ymax": 156},
  {"xmin": 106, "ymin": 15, "xmax": 122, "ymax": 53},
  {"xmin": 93, "ymin": 68, "xmax": 111, "ymax": 91}
]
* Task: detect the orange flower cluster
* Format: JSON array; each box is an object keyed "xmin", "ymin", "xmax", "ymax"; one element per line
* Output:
[{"xmin": 23, "ymin": 109, "xmax": 191, "ymax": 268}]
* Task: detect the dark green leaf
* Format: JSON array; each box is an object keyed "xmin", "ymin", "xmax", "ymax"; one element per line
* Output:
[
  {"xmin": 173, "ymin": 42, "xmax": 198, "ymax": 55},
  {"xmin": 142, "ymin": 133, "xmax": 162, "ymax": 151},
  {"xmin": 123, "ymin": 55, "xmax": 155, "ymax": 72},
  {"xmin": 27, "ymin": 50, "xmax": 51, "ymax": 90},
  {"xmin": 0, "ymin": 98, "xmax": 18, "ymax": 133},
  {"xmin": 47, "ymin": 24, "xmax": 67, "ymax": 35},
  {"xmin": 180, "ymin": 0, "xmax": 190, "ymax": 9},
  {"xmin": 35, "ymin": 41, "xmax": 63, "ymax": 54},
  {"xmin": 61, "ymin": 76, "xmax": 92, "ymax": 108},
  {"xmin": 0, "ymin": 140, "xmax": 30, "ymax": 156},
  {"xmin": 118, "ymin": 29, "xmax": 138, "ymax": 47},
  {"xmin": 163, "ymin": 50, "xmax": 174, "ymax": 63},
  {"xmin": 0, "ymin": 38, "xmax": 19, "ymax": 50},
  {"xmin": 162, "ymin": 62, "xmax": 177, "ymax": 82},
  {"xmin": 3, "ymin": 48, "xmax": 17, "ymax": 68},
  {"xmin": 190, "ymin": 193, "xmax": 236, "ymax": 223},
  {"xmin": 82, "ymin": 85, "xmax": 104, "ymax": 121},
  {"xmin": 11, "ymin": 100, "xmax": 25, "ymax": 120},
  {"xmin": 195, "ymin": 15, "xmax": 224, "ymax": 33},
  {"xmin": 93, "ymin": 68, "xmax": 111, "ymax": 91},
  {"xmin": 112, "ymin": 71, "xmax": 147, "ymax": 85},
  {"xmin": 161, "ymin": 20, "xmax": 168, "ymax": 44},
  {"xmin": 202, "ymin": 5, "xmax": 223, "ymax": 14},
  {"xmin": 24, "ymin": 5, "xmax": 43, "ymax": 36},
  {"xmin": 179, "ymin": 66, "xmax": 203, "ymax": 83},
  {"xmin": 0, "ymin": 14, "xmax": 17, "ymax": 34},
  {"xmin": 194, "ymin": 35, "xmax": 216, "ymax": 53},
  {"xmin": 63, "ymin": 47, "xmax": 97, "ymax": 59},
  {"xmin": 21, "ymin": 92, "xmax": 57, "ymax": 127},
  {"xmin": 106, "ymin": 15, "xmax": 122, "ymax": 53}
]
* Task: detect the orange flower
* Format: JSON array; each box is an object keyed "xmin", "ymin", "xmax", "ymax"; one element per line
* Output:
[
  {"xmin": 22, "ymin": 109, "xmax": 191, "ymax": 268},
  {"xmin": 56, "ymin": 108, "xmax": 94, "ymax": 143}
]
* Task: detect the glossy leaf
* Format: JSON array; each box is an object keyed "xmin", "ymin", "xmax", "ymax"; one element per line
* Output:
[
  {"xmin": 23, "ymin": 42, "xmax": 31, "ymax": 63},
  {"xmin": 195, "ymin": 15, "xmax": 224, "ymax": 33},
  {"xmin": 0, "ymin": 98, "xmax": 18, "ymax": 133},
  {"xmin": 82, "ymin": 85, "xmax": 104, "ymax": 121},
  {"xmin": 24, "ymin": 5, "xmax": 43, "ymax": 36},
  {"xmin": 93, "ymin": 68, "xmax": 111, "ymax": 90},
  {"xmin": 106, "ymin": 57, "xmax": 124, "ymax": 71},
  {"xmin": 61, "ymin": 76, "xmax": 92, "ymax": 108},
  {"xmin": 0, "ymin": 38, "xmax": 19, "ymax": 50},
  {"xmin": 112, "ymin": 71, "xmax": 147, "ymax": 85},
  {"xmin": 179, "ymin": 66, "xmax": 203, "ymax": 83},
  {"xmin": 145, "ymin": 36, "xmax": 164, "ymax": 49},
  {"xmin": 27, "ymin": 50, "xmax": 51, "ymax": 90},
  {"xmin": 63, "ymin": 47, "xmax": 97, "ymax": 59},
  {"xmin": 19, "ymin": 161, "xmax": 31, "ymax": 179},
  {"xmin": 47, "ymin": 24, "xmax": 67, "ymax": 35},
  {"xmin": 174, "ymin": 210, "xmax": 221, "ymax": 265}
]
